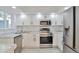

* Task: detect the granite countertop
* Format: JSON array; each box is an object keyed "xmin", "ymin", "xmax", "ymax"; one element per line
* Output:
[{"xmin": 0, "ymin": 34, "xmax": 21, "ymax": 38}]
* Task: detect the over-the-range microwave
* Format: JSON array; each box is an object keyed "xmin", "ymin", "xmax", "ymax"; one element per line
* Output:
[{"xmin": 40, "ymin": 20, "xmax": 51, "ymax": 25}]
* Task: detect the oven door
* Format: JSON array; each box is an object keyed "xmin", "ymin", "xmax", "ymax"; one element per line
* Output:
[{"xmin": 40, "ymin": 36, "xmax": 53, "ymax": 44}]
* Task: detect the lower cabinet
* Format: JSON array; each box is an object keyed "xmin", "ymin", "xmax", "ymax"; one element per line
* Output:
[
  {"xmin": 22, "ymin": 32, "xmax": 40, "ymax": 48},
  {"xmin": 53, "ymin": 32, "xmax": 63, "ymax": 51}
]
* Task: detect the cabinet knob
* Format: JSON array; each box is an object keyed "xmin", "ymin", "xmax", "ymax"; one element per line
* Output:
[{"xmin": 33, "ymin": 38, "xmax": 36, "ymax": 41}]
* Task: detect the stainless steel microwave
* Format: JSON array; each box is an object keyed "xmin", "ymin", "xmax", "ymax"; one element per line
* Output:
[{"xmin": 40, "ymin": 20, "xmax": 51, "ymax": 25}]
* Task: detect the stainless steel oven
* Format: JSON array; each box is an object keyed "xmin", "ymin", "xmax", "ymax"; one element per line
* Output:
[
  {"xmin": 40, "ymin": 20, "xmax": 52, "ymax": 48},
  {"xmin": 40, "ymin": 36, "xmax": 53, "ymax": 44}
]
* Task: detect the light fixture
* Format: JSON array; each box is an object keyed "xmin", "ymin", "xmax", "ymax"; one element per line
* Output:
[
  {"xmin": 20, "ymin": 13, "xmax": 26, "ymax": 19},
  {"xmin": 12, "ymin": 6, "xmax": 16, "ymax": 9},
  {"xmin": 50, "ymin": 13, "xmax": 55, "ymax": 18},
  {"xmin": 37, "ymin": 13, "xmax": 42, "ymax": 19}
]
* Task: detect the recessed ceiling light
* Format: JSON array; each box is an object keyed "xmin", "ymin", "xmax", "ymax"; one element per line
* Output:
[
  {"xmin": 50, "ymin": 13, "xmax": 56, "ymax": 18},
  {"xmin": 20, "ymin": 13, "xmax": 26, "ymax": 19},
  {"xmin": 12, "ymin": 6, "xmax": 16, "ymax": 9},
  {"xmin": 37, "ymin": 13, "xmax": 42, "ymax": 19}
]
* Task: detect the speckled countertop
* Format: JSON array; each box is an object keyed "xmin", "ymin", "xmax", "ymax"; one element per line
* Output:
[{"xmin": 0, "ymin": 34, "xmax": 21, "ymax": 38}]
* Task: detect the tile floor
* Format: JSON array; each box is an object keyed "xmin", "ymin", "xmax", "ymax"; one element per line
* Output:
[{"xmin": 21, "ymin": 48, "xmax": 62, "ymax": 53}]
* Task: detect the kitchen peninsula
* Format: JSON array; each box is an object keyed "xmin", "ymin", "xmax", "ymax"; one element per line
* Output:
[{"xmin": 0, "ymin": 34, "xmax": 22, "ymax": 53}]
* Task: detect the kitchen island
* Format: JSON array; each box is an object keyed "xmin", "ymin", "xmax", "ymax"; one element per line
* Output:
[{"xmin": 0, "ymin": 34, "xmax": 22, "ymax": 53}]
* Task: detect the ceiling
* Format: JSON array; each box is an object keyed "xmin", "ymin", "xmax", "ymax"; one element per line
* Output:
[
  {"xmin": 0, "ymin": 6, "xmax": 67, "ymax": 14},
  {"xmin": 17, "ymin": 6, "xmax": 66, "ymax": 14}
]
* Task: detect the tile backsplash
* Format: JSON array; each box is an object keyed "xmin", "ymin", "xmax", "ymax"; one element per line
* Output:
[{"xmin": 0, "ymin": 25, "xmax": 64, "ymax": 35}]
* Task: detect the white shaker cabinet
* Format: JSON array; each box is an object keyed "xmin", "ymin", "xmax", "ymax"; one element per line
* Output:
[
  {"xmin": 57, "ymin": 32, "xmax": 63, "ymax": 52},
  {"xmin": 22, "ymin": 33, "xmax": 33, "ymax": 48},
  {"xmin": 53, "ymin": 32, "xmax": 63, "ymax": 51},
  {"xmin": 22, "ymin": 32, "xmax": 40, "ymax": 48},
  {"xmin": 53, "ymin": 33, "xmax": 58, "ymax": 47},
  {"xmin": 33, "ymin": 32, "xmax": 40, "ymax": 48}
]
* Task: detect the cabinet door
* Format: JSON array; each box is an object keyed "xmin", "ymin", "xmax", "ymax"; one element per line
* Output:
[
  {"xmin": 22, "ymin": 33, "xmax": 34, "ymax": 48},
  {"xmin": 57, "ymin": 32, "xmax": 63, "ymax": 51},
  {"xmin": 23, "ymin": 32, "xmax": 40, "ymax": 48},
  {"xmin": 33, "ymin": 33, "xmax": 40, "ymax": 48},
  {"xmin": 53, "ymin": 33, "xmax": 58, "ymax": 47},
  {"xmin": 54, "ymin": 32, "xmax": 63, "ymax": 51}
]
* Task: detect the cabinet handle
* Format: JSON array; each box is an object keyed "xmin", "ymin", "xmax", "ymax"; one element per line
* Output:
[{"xmin": 33, "ymin": 38, "xmax": 36, "ymax": 41}]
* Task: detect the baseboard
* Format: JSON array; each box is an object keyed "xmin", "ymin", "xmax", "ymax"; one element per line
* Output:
[{"xmin": 40, "ymin": 44, "xmax": 53, "ymax": 48}]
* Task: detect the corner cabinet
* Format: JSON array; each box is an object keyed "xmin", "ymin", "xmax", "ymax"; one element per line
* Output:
[{"xmin": 22, "ymin": 32, "xmax": 40, "ymax": 48}]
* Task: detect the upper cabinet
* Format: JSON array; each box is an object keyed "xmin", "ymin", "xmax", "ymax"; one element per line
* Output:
[
  {"xmin": 16, "ymin": 14, "xmax": 40, "ymax": 26},
  {"xmin": 30, "ymin": 15, "xmax": 40, "ymax": 25},
  {"xmin": 56, "ymin": 15, "xmax": 63, "ymax": 25},
  {"xmin": 49, "ymin": 14, "xmax": 63, "ymax": 26},
  {"xmin": 15, "ymin": 14, "xmax": 64, "ymax": 26},
  {"xmin": 16, "ymin": 14, "xmax": 31, "ymax": 25}
]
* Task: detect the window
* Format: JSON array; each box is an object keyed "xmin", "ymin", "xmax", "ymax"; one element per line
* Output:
[
  {"xmin": 6, "ymin": 14, "xmax": 11, "ymax": 28},
  {"xmin": 0, "ymin": 20, "xmax": 5, "ymax": 28},
  {"xmin": 0, "ymin": 10, "xmax": 12, "ymax": 28}
]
